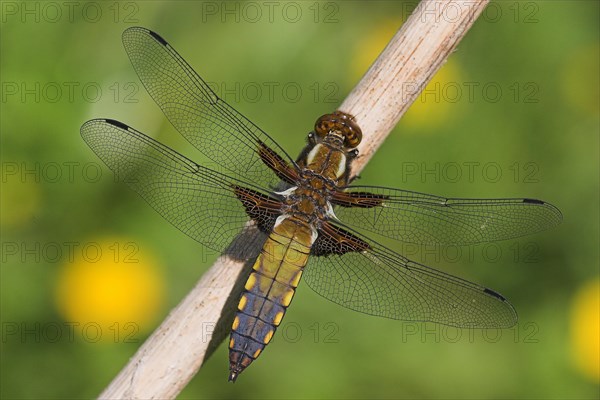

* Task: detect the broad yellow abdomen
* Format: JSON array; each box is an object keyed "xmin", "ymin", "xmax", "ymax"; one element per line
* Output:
[{"xmin": 228, "ymin": 217, "xmax": 314, "ymax": 381}]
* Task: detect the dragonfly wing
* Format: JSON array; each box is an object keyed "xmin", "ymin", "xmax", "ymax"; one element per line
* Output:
[
  {"xmin": 81, "ymin": 118, "xmax": 281, "ymax": 254},
  {"xmin": 304, "ymin": 235, "xmax": 517, "ymax": 328},
  {"xmin": 121, "ymin": 27, "xmax": 298, "ymax": 190},
  {"xmin": 332, "ymin": 185, "xmax": 562, "ymax": 245}
]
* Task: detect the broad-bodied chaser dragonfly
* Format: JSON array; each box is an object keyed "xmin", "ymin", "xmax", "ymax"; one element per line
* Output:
[{"xmin": 81, "ymin": 27, "xmax": 562, "ymax": 382}]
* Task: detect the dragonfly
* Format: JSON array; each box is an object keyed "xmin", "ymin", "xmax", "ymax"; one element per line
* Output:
[{"xmin": 80, "ymin": 27, "xmax": 562, "ymax": 382}]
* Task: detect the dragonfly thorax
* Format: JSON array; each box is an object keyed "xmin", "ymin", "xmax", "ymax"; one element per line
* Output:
[
  {"xmin": 304, "ymin": 141, "xmax": 349, "ymax": 183},
  {"xmin": 301, "ymin": 112, "xmax": 361, "ymax": 186},
  {"xmin": 281, "ymin": 179, "xmax": 334, "ymax": 225}
]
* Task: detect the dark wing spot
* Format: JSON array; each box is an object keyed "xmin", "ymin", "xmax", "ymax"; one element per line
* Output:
[
  {"xmin": 105, "ymin": 119, "xmax": 130, "ymax": 131},
  {"xmin": 148, "ymin": 29, "xmax": 168, "ymax": 45},
  {"xmin": 483, "ymin": 288, "xmax": 506, "ymax": 301},
  {"xmin": 523, "ymin": 198, "xmax": 544, "ymax": 205}
]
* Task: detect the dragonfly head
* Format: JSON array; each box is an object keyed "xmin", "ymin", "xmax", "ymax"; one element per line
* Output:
[{"xmin": 314, "ymin": 111, "xmax": 362, "ymax": 149}]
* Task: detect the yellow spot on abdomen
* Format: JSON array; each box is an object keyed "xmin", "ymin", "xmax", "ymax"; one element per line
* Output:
[
  {"xmin": 273, "ymin": 311, "xmax": 284, "ymax": 326},
  {"xmin": 229, "ymin": 337, "xmax": 235, "ymax": 348},
  {"xmin": 263, "ymin": 330, "xmax": 274, "ymax": 344},
  {"xmin": 245, "ymin": 273, "xmax": 256, "ymax": 291},
  {"xmin": 290, "ymin": 269, "xmax": 303, "ymax": 287},
  {"xmin": 237, "ymin": 295, "xmax": 247, "ymax": 311},
  {"xmin": 232, "ymin": 316, "xmax": 240, "ymax": 330},
  {"xmin": 253, "ymin": 348, "xmax": 261, "ymax": 358},
  {"xmin": 281, "ymin": 287, "xmax": 295, "ymax": 307}
]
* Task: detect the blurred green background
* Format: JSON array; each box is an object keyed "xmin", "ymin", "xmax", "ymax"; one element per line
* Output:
[{"xmin": 1, "ymin": 1, "xmax": 598, "ymax": 399}]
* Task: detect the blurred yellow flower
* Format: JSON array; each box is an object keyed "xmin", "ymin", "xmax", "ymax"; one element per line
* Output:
[
  {"xmin": 55, "ymin": 237, "xmax": 164, "ymax": 342},
  {"xmin": 561, "ymin": 43, "xmax": 600, "ymax": 116},
  {"xmin": 570, "ymin": 277, "xmax": 600, "ymax": 382},
  {"xmin": 350, "ymin": 18, "xmax": 462, "ymax": 130},
  {"xmin": 401, "ymin": 60, "xmax": 462, "ymax": 130},
  {"xmin": 350, "ymin": 18, "xmax": 403, "ymax": 83}
]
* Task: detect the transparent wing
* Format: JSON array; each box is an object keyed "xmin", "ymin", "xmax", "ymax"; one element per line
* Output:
[
  {"xmin": 80, "ymin": 118, "xmax": 270, "ymax": 253},
  {"xmin": 304, "ymin": 232, "xmax": 517, "ymax": 328},
  {"xmin": 121, "ymin": 26, "xmax": 298, "ymax": 189},
  {"xmin": 333, "ymin": 185, "xmax": 563, "ymax": 245}
]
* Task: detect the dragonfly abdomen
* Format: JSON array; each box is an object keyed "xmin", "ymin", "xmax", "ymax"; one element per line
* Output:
[{"xmin": 229, "ymin": 217, "xmax": 315, "ymax": 381}]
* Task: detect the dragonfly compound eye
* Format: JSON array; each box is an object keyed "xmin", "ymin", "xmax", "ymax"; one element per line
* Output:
[{"xmin": 314, "ymin": 111, "xmax": 362, "ymax": 148}]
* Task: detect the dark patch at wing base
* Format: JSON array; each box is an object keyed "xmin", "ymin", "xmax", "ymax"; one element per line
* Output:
[
  {"xmin": 312, "ymin": 221, "xmax": 370, "ymax": 256},
  {"xmin": 233, "ymin": 185, "xmax": 282, "ymax": 234}
]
